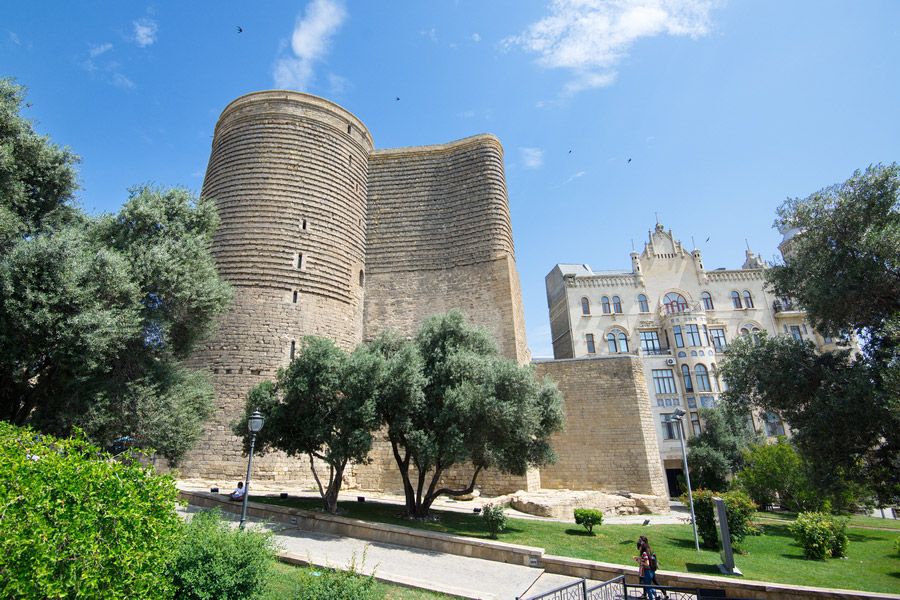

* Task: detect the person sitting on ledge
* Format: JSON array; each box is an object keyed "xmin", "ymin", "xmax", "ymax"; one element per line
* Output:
[{"xmin": 229, "ymin": 481, "xmax": 245, "ymax": 501}]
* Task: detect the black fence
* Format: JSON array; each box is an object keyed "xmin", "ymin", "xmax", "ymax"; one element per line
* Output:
[{"xmin": 519, "ymin": 576, "xmax": 756, "ymax": 600}]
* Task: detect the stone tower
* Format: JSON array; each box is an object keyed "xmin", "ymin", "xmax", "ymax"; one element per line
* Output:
[{"xmin": 181, "ymin": 91, "xmax": 374, "ymax": 482}]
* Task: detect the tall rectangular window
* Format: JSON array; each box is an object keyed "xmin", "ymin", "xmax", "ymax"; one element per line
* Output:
[
  {"xmin": 640, "ymin": 331, "xmax": 661, "ymax": 354},
  {"xmin": 585, "ymin": 333, "xmax": 596, "ymax": 354},
  {"xmin": 673, "ymin": 326, "xmax": 684, "ymax": 348},
  {"xmin": 686, "ymin": 324, "xmax": 702, "ymax": 346},
  {"xmin": 690, "ymin": 412, "xmax": 702, "ymax": 436},
  {"xmin": 790, "ymin": 325, "xmax": 802, "ymax": 341},
  {"xmin": 710, "ymin": 328, "xmax": 727, "ymax": 351},
  {"xmin": 660, "ymin": 414, "xmax": 681, "ymax": 440},
  {"xmin": 652, "ymin": 369, "xmax": 677, "ymax": 394},
  {"xmin": 764, "ymin": 412, "xmax": 785, "ymax": 436}
]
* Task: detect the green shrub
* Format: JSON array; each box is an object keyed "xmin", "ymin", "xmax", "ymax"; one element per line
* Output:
[
  {"xmin": 574, "ymin": 508, "xmax": 603, "ymax": 534},
  {"xmin": 169, "ymin": 508, "xmax": 279, "ymax": 600},
  {"xmin": 279, "ymin": 564, "xmax": 377, "ymax": 600},
  {"xmin": 481, "ymin": 503, "xmax": 508, "ymax": 539},
  {"xmin": 0, "ymin": 422, "xmax": 182, "ymax": 599},
  {"xmin": 682, "ymin": 489, "xmax": 759, "ymax": 550},
  {"xmin": 789, "ymin": 512, "xmax": 849, "ymax": 560}
]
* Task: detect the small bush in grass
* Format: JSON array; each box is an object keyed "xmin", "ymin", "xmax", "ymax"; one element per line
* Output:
[
  {"xmin": 169, "ymin": 508, "xmax": 279, "ymax": 600},
  {"xmin": 682, "ymin": 489, "xmax": 759, "ymax": 550},
  {"xmin": 574, "ymin": 509, "xmax": 603, "ymax": 534},
  {"xmin": 789, "ymin": 512, "xmax": 849, "ymax": 560},
  {"xmin": 266, "ymin": 549, "xmax": 377, "ymax": 600},
  {"xmin": 481, "ymin": 503, "xmax": 508, "ymax": 539}
]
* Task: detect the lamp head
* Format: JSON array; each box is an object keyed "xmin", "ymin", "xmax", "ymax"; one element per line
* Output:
[
  {"xmin": 673, "ymin": 408, "xmax": 687, "ymax": 419},
  {"xmin": 247, "ymin": 410, "xmax": 265, "ymax": 433}
]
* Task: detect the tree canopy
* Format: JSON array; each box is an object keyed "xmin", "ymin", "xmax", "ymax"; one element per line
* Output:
[
  {"xmin": 685, "ymin": 404, "xmax": 763, "ymax": 492},
  {"xmin": 235, "ymin": 337, "xmax": 379, "ymax": 513},
  {"xmin": 720, "ymin": 164, "xmax": 900, "ymax": 504},
  {"xmin": 372, "ymin": 310, "xmax": 565, "ymax": 518},
  {"xmin": 0, "ymin": 78, "xmax": 231, "ymax": 462}
]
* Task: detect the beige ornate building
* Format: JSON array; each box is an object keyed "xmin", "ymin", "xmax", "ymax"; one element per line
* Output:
[{"xmin": 546, "ymin": 223, "xmax": 856, "ymax": 496}]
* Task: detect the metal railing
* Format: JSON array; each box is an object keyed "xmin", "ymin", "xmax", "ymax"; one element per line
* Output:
[{"xmin": 518, "ymin": 576, "xmax": 750, "ymax": 600}]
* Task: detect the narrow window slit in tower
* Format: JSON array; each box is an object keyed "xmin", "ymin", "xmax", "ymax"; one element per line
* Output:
[
  {"xmin": 297, "ymin": 253, "xmax": 304, "ymax": 269},
  {"xmin": 290, "ymin": 341, "xmax": 296, "ymax": 360},
  {"xmin": 301, "ymin": 219, "xmax": 307, "ymax": 230},
  {"xmin": 292, "ymin": 290, "xmax": 298, "ymax": 303}
]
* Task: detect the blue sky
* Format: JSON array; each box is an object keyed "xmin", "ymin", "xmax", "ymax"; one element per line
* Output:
[{"xmin": 4, "ymin": 1, "xmax": 899, "ymax": 358}]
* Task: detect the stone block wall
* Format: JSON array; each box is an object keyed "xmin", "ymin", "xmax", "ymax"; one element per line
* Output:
[{"xmin": 533, "ymin": 357, "xmax": 668, "ymax": 499}]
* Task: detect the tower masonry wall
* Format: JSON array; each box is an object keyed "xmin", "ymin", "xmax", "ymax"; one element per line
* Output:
[
  {"xmin": 364, "ymin": 136, "xmax": 529, "ymax": 363},
  {"xmin": 179, "ymin": 91, "xmax": 373, "ymax": 482}
]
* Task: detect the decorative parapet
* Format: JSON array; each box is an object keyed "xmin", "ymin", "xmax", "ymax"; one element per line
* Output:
[
  {"xmin": 565, "ymin": 274, "xmax": 639, "ymax": 288},
  {"xmin": 705, "ymin": 269, "xmax": 765, "ymax": 283}
]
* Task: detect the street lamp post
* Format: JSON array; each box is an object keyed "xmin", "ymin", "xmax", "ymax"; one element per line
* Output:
[
  {"xmin": 673, "ymin": 408, "xmax": 700, "ymax": 551},
  {"xmin": 239, "ymin": 410, "xmax": 265, "ymax": 530}
]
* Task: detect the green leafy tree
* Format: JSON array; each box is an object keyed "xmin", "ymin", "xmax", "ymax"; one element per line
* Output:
[
  {"xmin": 372, "ymin": 310, "xmax": 565, "ymax": 518},
  {"xmin": 686, "ymin": 404, "xmax": 764, "ymax": 492},
  {"xmin": 0, "ymin": 79, "xmax": 231, "ymax": 462},
  {"xmin": 720, "ymin": 332, "xmax": 883, "ymax": 508},
  {"xmin": 737, "ymin": 163, "xmax": 900, "ymax": 504},
  {"xmin": 0, "ymin": 422, "xmax": 182, "ymax": 599},
  {"xmin": 235, "ymin": 337, "xmax": 379, "ymax": 513},
  {"xmin": 734, "ymin": 437, "xmax": 820, "ymax": 512}
]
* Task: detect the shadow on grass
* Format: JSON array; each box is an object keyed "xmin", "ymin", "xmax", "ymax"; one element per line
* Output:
[
  {"xmin": 565, "ymin": 528, "xmax": 596, "ymax": 537},
  {"xmin": 888, "ymin": 571, "xmax": 900, "ymax": 580},
  {"xmin": 848, "ymin": 532, "xmax": 887, "ymax": 542},
  {"xmin": 684, "ymin": 562, "xmax": 722, "ymax": 575}
]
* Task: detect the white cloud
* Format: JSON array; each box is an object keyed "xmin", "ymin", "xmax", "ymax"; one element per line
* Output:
[
  {"xmin": 420, "ymin": 28, "xmax": 438, "ymax": 42},
  {"xmin": 133, "ymin": 18, "xmax": 158, "ymax": 47},
  {"xmin": 112, "ymin": 71, "xmax": 135, "ymax": 90},
  {"xmin": 565, "ymin": 170, "xmax": 586, "ymax": 184},
  {"xmin": 89, "ymin": 42, "xmax": 112, "ymax": 57},
  {"xmin": 328, "ymin": 73, "xmax": 352, "ymax": 94},
  {"xmin": 273, "ymin": 0, "xmax": 347, "ymax": 91},
  {"xmin": 520, "ymin": 147, "xmax": 544, "ymax": 169},
  {"xmin": 9, "ymin": 32, "xmax": 20, "ymax": 45},
  {"xmin": 505, "ymin": 0, "xmax": 715, "ymax": 95},
  {"xmin": 472, "ymin": 33, "xmax": 481, "ymax": 42}
]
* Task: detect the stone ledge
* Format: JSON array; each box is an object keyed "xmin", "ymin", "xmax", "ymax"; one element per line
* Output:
[{"xmin": 179, "ymin": 490, "xmax": 543, "ymax": 567}]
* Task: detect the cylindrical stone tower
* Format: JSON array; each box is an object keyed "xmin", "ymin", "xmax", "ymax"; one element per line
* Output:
[{"xmin": 179, "ymin": 91, "xmax": 373, "ymax": 482}]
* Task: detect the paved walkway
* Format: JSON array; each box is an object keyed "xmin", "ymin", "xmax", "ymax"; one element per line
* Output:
[
  {"xmin": 177, "ymin": 482, "xmax": 684, "ymax": 599},
  {"xmin": 178, "ymin": 504, "xmax": 596, "ymax": 600}
]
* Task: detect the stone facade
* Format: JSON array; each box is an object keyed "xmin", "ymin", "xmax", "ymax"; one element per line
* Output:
[
  {"xmin": 546, "ymin": 223, "xmax": 860, "ymax": 496},
  {"xmin": 178, "ymin": 90, "xmax": 666, "ymax": 508}
]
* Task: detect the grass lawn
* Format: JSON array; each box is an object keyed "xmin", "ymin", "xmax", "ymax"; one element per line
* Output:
[
  {"xmin": 250, "ymin": 495, "xmax": 900, "ymax": 595},
  {"xmin": 262, "ymin": 560, "xmax": 462, "ymax": 600}
]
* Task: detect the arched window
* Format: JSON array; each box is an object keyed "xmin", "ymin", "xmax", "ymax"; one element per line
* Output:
[
  {"xmin": 663, "ymin": 292, "xmax": 688, "ymax": 314},
  {"xmin": 607, "ymin": 329, "xmax": 628, "ymax": 353},
  {"xmin": 695, "ymin": 364, "xmax": 712, "ymax": 392},
  {"xmin": 681, "ymin": 364, "xmax": 694, "ymax": 392},
  {"xmin": 581, "ymin": 297, "xmax": 591, "ymax": 315},
  {"xmin": 742, "ymin": 291, "xmax": 754, "ymax": 308},
  {"xmin": 741, "ymin": 327, "xmax": 750, "ymax": 337},
  {"xmin": 731, "ymin": 291, "xmax": 742, "ymax": 309},
  {"xmin": 612, "ymin": 296, "xmax": 622, "ymax": 313},
  {"xmin": 701, "ymin": 291, "xmax": 714, "ymax": 311},
  {"xmin": 607, "ymin": 333, "xmax": 617, "ymax": 353},
  {"xmin": 601, "ymin": 296, "xmax": 611, "ymax": 314},
  {"xmin": 637, "ymin": 294, "xmax": 649, "ymax": 313}
]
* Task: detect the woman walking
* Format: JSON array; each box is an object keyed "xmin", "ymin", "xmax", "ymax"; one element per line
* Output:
[{"xmin": 633, "ymin": 537, "xmax": 657, "ymax": 599}]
